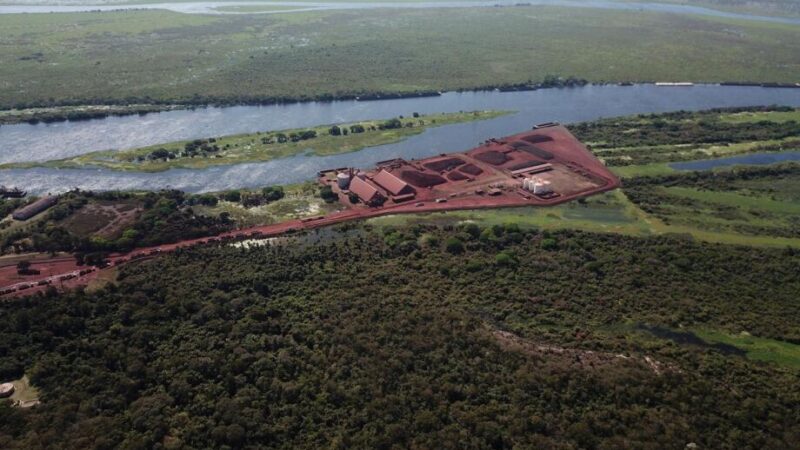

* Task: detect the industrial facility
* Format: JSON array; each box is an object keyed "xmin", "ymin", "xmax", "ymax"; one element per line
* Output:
[
  {"xmin": 2, "ymin": 124, "xmax": 620, "ymax": 299},
  {"xmin": 318, "ymin": 123, "xmax": 619, "ymax": 211}
]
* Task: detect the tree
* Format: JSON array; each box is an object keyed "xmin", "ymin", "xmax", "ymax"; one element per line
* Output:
[
  {"xmin": 445, "ymin": 237, "xmax": 464, "ymax": 254},
  {"xmin": 262, "ymin": 186, "xmax": 285, "ymax": 203},
  {"xmin": 495, "ymin": 252, "xmax": 516, "ymax": 267},
  {"xmin": 329, "ymin": 125, "xmax": 342, "ymax": 136},
  {"xmin": 320, "ymin": 186, "xmax": 338, "ymax": 203},
  {"xmin": 222, "ymin": 191, "xmax": 241, "ymax": 202},
  {"xmin": 379, "ymin": 118, "xmax": 403, "ymax": 130},
  {"xmin": 541, "ymin": 238, "xmax": 558, "ymax": 250},
  {"xmin": 84, "ymin": 252, "xmax": 109, "ymax": 267}
]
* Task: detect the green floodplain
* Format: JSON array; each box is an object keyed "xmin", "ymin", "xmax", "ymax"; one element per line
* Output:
[
  {"xmin": 0, "ymin": 110, "xmax": 508, "ymax": 172},
  {"xmin": 1, "ymin": 7, "xmax": 799, "ymax": 109},
  {"xmin": 0, "ymin": 0, "xmax": 800, "ymax": 16}
]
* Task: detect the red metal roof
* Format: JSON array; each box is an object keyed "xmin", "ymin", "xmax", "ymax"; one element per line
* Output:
[
  {"xmin": 349, "ymin": 176, "xmax": 383, "ymax": 203},
  {"xmin": 373, "ymin": 169, "xmax": 413, "ymax": 196}
]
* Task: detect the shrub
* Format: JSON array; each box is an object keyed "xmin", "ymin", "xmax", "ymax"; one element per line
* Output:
[
  {"xmin": 445, "ymin": 237, "xmax": 464, "ymax": 254},
  {"xmin": 320, "ymin": 186, "xmax": 337, "ymax": 203}
]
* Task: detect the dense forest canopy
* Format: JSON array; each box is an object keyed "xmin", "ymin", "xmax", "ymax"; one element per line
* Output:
[{"xmin": 1, "ymin": 225, "xmax": 799, "ymax": 449}]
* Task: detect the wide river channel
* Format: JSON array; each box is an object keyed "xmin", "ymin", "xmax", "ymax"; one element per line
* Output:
[
  {"xmin": 1, "ymin": 0, "xmax": 799, "ymax": 25},
  {"xmin": 2, "ymin": 84, "xmax": 800, "ymax": 194}
]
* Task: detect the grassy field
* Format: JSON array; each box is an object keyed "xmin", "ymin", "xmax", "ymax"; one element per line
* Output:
[
  {"xmin": 621, "ymin": 161, "xmax": 800, "ymax": 243},
  {"xmin": 718, "ymin": 109, "xmax": 800, "ymax": 123},
  {"xmin": 694, "ymin": 329, "xmax": 800, "ymax": 370},
  {"xmin": 573, "ymin": 108, "xmax": 800, "ymax": 177},
  {"xmin": 0, "ymin": 7, "xmax": 799, "ymax": 108},
  {"xmin": 622, "ymin": 323, "xmax": 800, "ymax": 371},
  {"xmin": 655, "ymin": 0, "xmax": 800, "ymax": 17},
  {"xmin": 611, "ymin": 163, "xmax": 676, "ymax": 178},
  {"xmin": 371, "ymin": 190, "xmax": 651, "ymax": 235},
  {"xmin": 0, "ymin": 110, "xmax": 506, "ymax": 171},
  {"xmin": 0, "ymin": 104, "xmax": 179, "ymax": 125},
  {"xmin": 369, "ymin": 186, "xmax": 800, "ymax": 248},
  {"xmin": 212, "ymin": 4, "xmax": 308, "ymax": 13}
]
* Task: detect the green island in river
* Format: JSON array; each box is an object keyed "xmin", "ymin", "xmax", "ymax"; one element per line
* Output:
[{"xmin": 3, "ymin": 110, "xmax": 509, "ymax": 172}]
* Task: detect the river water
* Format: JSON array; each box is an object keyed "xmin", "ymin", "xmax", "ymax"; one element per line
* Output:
[
  {"xmin": 671, "ymin": 151, "xmax": 800, "ymax": 171},
  {"xmin": 2, "ymin": 84, "xmax": 800, "ymax": 194},
  {"xmin": 1, "ymin": 0, "xmax": 799, "ymax": 25}
]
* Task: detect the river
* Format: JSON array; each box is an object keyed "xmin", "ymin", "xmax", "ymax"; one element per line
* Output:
[
  {"xmin": 671, "ymin": 151, "xmax": 800, "ymax": 171},
  {"xmin": 2, "ymin": 84, "xmax": 800, "ymax": 194},
  {"xmin": 0, "ymin": 0, "xmax": 798, "ymax": 25}
]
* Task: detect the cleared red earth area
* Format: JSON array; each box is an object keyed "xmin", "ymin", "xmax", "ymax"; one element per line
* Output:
[
  {"xmin": 1, "ymin": 124, "xmax": 619, "ymax": 298},
  {"xmin": 319, "ymin": 123, "xmax": 619, "ymax": 210}
]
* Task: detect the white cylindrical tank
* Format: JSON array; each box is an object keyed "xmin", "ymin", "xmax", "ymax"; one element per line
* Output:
[
  {"xmin": 522, "ymin": 178, "xmax": 531, "ymax": 191},
  {"xmin": 533, "ymin": 182, "xmax": 551, "ymax": 195},
  {"xmin": 0, "ymin": 383, "xmax": 14, "ymax": 398},
  {"xmin": 337, "ymin": 172, "xmax": 351, "ymax": 190}
]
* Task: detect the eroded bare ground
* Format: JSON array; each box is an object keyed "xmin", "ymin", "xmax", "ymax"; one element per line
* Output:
[{"xmin": 489, "ymin": 328, "xmax": 677, "ymax": 376}]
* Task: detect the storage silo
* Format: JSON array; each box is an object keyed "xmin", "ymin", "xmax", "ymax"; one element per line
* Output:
[
  {"xmin": 523, "ymin": 178, "xmax": 532, "ymax": 191},
  {"xmin": 0, "ymin": 383, "xmax": 14, "ymax": 398},
  {"xmin": 337, "ymin": 172, "xmax": 351, "ymax": 190},
  {"xmin": 533, "ymin": 182, "xmax": 552, "ymax": 195}
]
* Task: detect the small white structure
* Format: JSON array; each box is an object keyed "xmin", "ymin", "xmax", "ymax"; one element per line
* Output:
[
  {"xmin": 532, "ymin": 182, "xmax": 552, "ymax": 195},
  {"xmin": 522, "ymin": 178, "xmax": 533, "ymax": 191},
  {"xmin": 0, "ymin": 383, "xmax": 15, "ymax": 398},
  {"xmin": 522, "ymin": 177, "xmax": 553, "ymax": 195},
  {"xmin": 336, "ymin": 172, "xmax": 351, "ymax": 190}
]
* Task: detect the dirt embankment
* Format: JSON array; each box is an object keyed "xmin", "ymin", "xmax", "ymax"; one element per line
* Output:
[{"xmin": 490, "ymin": 328, "xmax": 676, "ymax": 376}]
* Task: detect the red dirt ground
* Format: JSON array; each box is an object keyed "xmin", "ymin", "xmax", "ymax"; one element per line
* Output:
[{"xmin": 1, "ymin": 124, "xmax": 620, "ymax": 299}]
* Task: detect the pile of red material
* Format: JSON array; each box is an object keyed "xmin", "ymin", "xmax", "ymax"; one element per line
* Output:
[
  {"xmin": 521, "ymin": 134, "xmax": 554, "ymax": 144},
  {"xmin": 473, "ymin": 151, "xmax": 509, "ymax": 165},
  {"xmin": 459, "ymin": 164, "xmax": 483, "ymax": 176},
  {"xmin": 400, "ymin": 170, "xmax": 447, "ymax": 187},
  {"xmin": 423, "ymin": 157, "xmax": 465, "ymax": 172},
  {"xmin": 447, "ymin": 171, "xmax": 468, "ymax": 181},
  {"xmin": 522, "ymin": 145, "xmax": 554, "ymax": 160}
]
